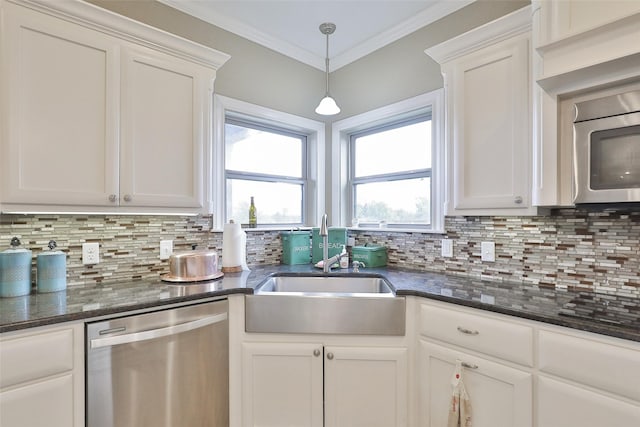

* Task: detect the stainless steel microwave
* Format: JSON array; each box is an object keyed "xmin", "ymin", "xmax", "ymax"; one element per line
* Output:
[{"xmin": 573, "ymin": 89, "xmax": 640, "ymax": 204}]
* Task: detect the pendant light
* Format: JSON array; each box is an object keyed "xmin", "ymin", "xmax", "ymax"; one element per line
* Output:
[{"xmin": 315, "ymin": 22, "xmax": 340, "ymax": 116}]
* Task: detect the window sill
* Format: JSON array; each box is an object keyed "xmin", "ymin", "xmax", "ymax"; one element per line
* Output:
[{"xmin": 349, "ymin": 226, "xmax": 446, "ymax": 235}]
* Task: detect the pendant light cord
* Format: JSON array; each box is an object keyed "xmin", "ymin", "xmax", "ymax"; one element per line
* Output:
[{"xmin": 325, "ymin": 32, "xmax": 330, "ymax": 96}]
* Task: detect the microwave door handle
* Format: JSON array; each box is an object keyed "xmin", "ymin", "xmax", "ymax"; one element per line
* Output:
[{"xmin": 90, "ymin": 312, "xmax": 227, "ymax": 349}]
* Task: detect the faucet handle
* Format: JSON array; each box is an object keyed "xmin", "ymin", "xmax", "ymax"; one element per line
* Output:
[
  {"xmin": 320, "ymin": 213, "xmax": 328, "ymax": 236},
  {"xmin": 352, "ymin": 261, "xmax": 365, "ymax": 272}
]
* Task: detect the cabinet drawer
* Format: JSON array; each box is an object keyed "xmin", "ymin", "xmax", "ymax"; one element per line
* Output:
[
  {"xmin": 539, "ymin": 330, "xmax": 640, "ymax": 401},
  {"xmin": 419, "ymin": 303, "xmax": 533, "ymax": 366},
  {"xmin": 538, "ymin": 375, "xmax": 640, "ymax": 427},
  {"xmin": 0, "ymin": 327, "xmax": 74, "ymax": 389}
]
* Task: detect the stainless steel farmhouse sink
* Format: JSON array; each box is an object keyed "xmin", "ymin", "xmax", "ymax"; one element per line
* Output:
[
  {"xmin": 256, "ymin": 274, "xmax": 394, "ymax": 294},
  {"xmin": 245, "ymin": 273, "xmax": 405, "ymax": 335}
]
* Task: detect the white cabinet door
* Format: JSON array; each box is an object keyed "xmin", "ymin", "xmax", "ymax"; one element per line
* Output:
[
  {"xmin": 120, "ymin": 46, "xmax": 207, "ymax": 209},
  {"xmin": 537, "ymin": 375, "xmax": 640, "ymax": 427},
  {"xmin": 446, "ymin": 33, "xmax": 531, "ymax": 214},
  {"xmin": 242, "ymin": 342, "xmax": 323, "ymax": 427},
  {"xmin": 419, "ymin": 340, "xmax": 532, "ymax": 427},
  {"xmin": 0, "ymin": 322, "xmax": 84, "ymax": 427},
  {"xmin": 1, "ymin": 1, "xmax": 119, "ymax": 207},
  {"xmin": 324, "ymin": 346, "xmax": 408, "ymax": 427},
  {"xmin": 0, "ymin": 374, "xmax": 75, "ymax": 427}
]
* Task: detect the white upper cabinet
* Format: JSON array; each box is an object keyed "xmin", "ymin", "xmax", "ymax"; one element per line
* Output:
[
  {"xmin": 426, "ymin": 6, "xmax": 535, "ymax": 216},
  {"xmin": 120, "ymin": 46, "xmax": 209, "ymax": 209},
  {"xmin": 531, "ymin": 0, "xmax": 640, "ymax": 207},
  {"xmin": 0, "ymin": 1, "xmax": 120, "ymax": 208},
  {"xmin": 0, "ymin": 0, "xmax": 229, "ymax": 214},
  {"xmin": 533, "ymin": 0, "xmax": 640, "ymax": 93}
]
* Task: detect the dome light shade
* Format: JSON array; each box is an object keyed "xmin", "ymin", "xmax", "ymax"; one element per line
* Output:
[
  {"xmin": 316, "ymin": 22, "xmax": 340, "ymax": 116},
  {"xmin": 315, "ymin": 95, "xmax": 340, "ymax": 115}
]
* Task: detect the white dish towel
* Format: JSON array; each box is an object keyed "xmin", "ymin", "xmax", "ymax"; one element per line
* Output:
[{"xmin": 447, "ymin": 359, "xmax": 472, "ymax": 427}]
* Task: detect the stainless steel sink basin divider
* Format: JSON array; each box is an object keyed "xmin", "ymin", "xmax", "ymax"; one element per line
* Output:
[{"xmin": 245, "ymin": 273, "xmax": 406, "ymax": 336}]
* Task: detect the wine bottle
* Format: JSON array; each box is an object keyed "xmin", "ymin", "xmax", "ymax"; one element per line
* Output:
[{"xmin": 249, "ymin": 196, "xmax": 257, "ymax": 228}]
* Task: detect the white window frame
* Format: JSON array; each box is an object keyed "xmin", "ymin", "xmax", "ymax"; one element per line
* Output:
[
  {"xmin": 211, "ymin": 95, "xmax": 325, "ymax": 231},
  {"xmin": 331, "ymin": 90, "xmax": 446, "ymax": 233}
]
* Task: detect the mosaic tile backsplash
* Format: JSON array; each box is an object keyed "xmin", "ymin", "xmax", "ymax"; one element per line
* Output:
[{"xmin": 1, "ymin": 208, "xmax": 638, "ymax": 297}]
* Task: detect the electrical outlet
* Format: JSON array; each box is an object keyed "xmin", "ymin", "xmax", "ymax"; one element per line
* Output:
[
  {"xmin": 441, "ymin": 239, "xmax": 453, "ymax": 257},
  {"xmin": 82, "ymin": 242, "xmax": 99, "ymax": 265},
  {"xmin": 480, "ymin": 294, "xmax": 496, "ymax": 305},
  {"xmin": 160, "ymin": 240, "xmax": 173, "ymax": 260},
  {"xmin": 481, "ymin": 241, "xmax": 495, "ymax": 262}
]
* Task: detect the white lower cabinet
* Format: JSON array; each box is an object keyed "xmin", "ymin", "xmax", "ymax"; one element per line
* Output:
[
  {"xmin": 242, "ymin": 342, "xmax": 323, "ymax": 427},
  {"xmin": 241, "ymin": 341, "xmax": 408, "ymax": 427},
  {"xmin": 324, "ymin": 346, "xmax": 408, "ymax": 427},
  {"xmin": 536, "ymin": 328, "xmax": 640, "ymax": 427},
  {"xmin": 0, "ymin": 322, "xmax": 84, "ymax": 427},
  {"xmin": 537, "ymin": 375, "xmax": 640, "ymax": 427},
  {"xmin": 419, "ymin": 340, "xmax": 532, "ymax": 427}
]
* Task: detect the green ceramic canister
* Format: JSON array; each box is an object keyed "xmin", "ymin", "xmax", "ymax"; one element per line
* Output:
[
  {"xmin": 0, "ymin": 237, "xmax": 32, "ymax": 297},
  {"xmin": 37, "ymin": 240, "xmax": 67, "ymax": 293}
]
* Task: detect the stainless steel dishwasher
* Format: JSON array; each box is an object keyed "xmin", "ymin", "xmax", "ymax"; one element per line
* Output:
[{"xmin": 86, "ymin": 299, "xmax": 229, "ymax": 427}]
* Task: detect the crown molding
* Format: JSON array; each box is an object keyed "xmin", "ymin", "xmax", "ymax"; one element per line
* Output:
[
  {"xmin": 159, "ymin": 0, "xmax": 476, "ymax": 72},
  {"xmin": 9, "ymin": 0, "xmax": 230, "ymax": 70},
  {"xmin": 425, "ymin": 5, "xmax": 532, "ymax": 65}
]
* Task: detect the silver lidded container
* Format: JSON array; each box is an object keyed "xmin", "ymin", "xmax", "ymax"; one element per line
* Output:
[
  {"xmin": 0, "ymin": 237, "xmax": 32, "ymax": 297},
  {"xmin": 161, "ymin": 248, "xmax": 223, "ymax": 283}
]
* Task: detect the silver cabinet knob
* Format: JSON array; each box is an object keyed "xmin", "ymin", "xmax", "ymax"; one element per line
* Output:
[
  {"xmin": 514, "ymin": 196, "xmax": 523, "ymax": 204},
  {"xmin": 313, "ymin": 349, "xmax": 321, "ymax": 357},
  {"xmin": 108, "ymin": 194, "xmax": 117, "ymax": 203},
  {"xmin": 326, "ymin": 352, "xmax": 334, "ymax": 360},
  {"xmin": 123, "ymin": 194, "xmax": 132, "ymax": 202}
]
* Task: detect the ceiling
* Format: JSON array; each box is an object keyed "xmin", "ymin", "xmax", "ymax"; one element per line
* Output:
[{"xmin": 158, "ymin": 0, "xmax": 476, "ymax": 71}]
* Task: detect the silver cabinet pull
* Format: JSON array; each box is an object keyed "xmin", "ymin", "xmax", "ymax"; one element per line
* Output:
[
  {"xmin": 123, "ymin": 194, "xmax": 132, "ymax": 202},
  {"xmin": 457, "ymin": 326, "xmax": 479, "ymax": 335},
  {"xmin": 326, "ymin": 352, "xmax": 334, "ymax": 360},
  {"xmin": 514, "ymin": 196, "xmax": 523, "ymax": 204},
  {"xmin": 461, "ymin": 362, "xmax": 478, "ymax": 369},
  {"xmin": 108, "ymin": 194, "xmax": 117, "ymax": 203},
  {"xmin": 313, "ymin": 349, "xmax": 321, "ymax": 357}
]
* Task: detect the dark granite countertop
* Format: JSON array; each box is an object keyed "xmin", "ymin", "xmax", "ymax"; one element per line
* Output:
[{"xmin": 1, "ymin": 265, "xmax": 638, "ymax": 342}]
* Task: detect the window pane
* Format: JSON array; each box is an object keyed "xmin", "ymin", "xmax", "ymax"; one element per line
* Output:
[
  {"xmin": 354, "ymin": 178, "xmax": 430, "ymax": 225},
  {"xmin": 226, "ymin": 122, "xmax": 303, "ymax": 177},
  {"xmin": 227, "ymin": 179, "xmax": 302, "ymax": 225},
  {"xmin": 354, "ymin": 120, "xmax": 431, "ymax": 177}
]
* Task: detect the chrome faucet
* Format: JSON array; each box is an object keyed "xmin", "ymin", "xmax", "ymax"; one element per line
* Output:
[{"xmin": 320, "ymin": 213, "xmax": 347, "ymax": 273}]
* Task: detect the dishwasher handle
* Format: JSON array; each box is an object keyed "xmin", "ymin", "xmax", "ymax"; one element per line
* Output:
[{"xmin": 90, "ymin": 312, "xmax": 227, "ymax": 349}]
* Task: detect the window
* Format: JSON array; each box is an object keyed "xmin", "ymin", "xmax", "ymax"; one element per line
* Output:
[
  {"xmin": 332, "ymin": 90, "xmax": 445, "ymax": 232},
  {"xmin": 212, "ymin": 95, "xmax": 325, "ymax": 230},
  {"xmin": 225, "ymin": 119, "xmax": 307, "ymax": 225},
  {"xmin": 350, "ymin": 115, "xmax": 432, "ymax": 228}
]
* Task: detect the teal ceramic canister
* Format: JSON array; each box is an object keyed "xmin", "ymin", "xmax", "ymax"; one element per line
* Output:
[
  {"xmin": 37, "ymin": 240, "xmax": 67, "ymax": 293},
  {"xmin": 0, "ymin": 237, "xmax": 33, "ymax": 297}
]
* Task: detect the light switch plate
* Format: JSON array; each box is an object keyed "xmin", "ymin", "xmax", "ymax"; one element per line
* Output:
[
  {"xmin": 481, "ymin": 241, "xmax": 495, "ymax": 262},
  {"xmin": 160, "ymin": 240, "xmax": 173, "ymax": 260},
  {"xmin": 441, "ymin": 239, "xmax": 453, "ymax": 257},
  {"xmin": 82, "ymin": 242, "xmax": 99, "ymax": 265}
]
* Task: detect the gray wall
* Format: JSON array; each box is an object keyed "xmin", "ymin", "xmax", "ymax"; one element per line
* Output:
[
  {"xmin": 332, "ymin": 0, "xmax": 529, "ymax": 118},
  {"xmin": 89, "ymin": 0, "xmax": 528, "ymax": 121},
  {"xmin": 88, "ymin": 0, "xmax": 324, "ymax": 118}
]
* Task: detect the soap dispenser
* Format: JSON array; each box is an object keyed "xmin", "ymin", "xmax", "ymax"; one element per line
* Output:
[{"xmin": 339, "ymin": 245, "xmax": 349, "ymax": 269}]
